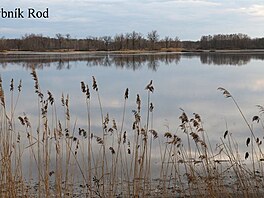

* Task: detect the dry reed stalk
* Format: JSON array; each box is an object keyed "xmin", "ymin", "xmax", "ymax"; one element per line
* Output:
[
  {"xmin": 3, "ymin": 73, "xmax": 264, "ymax": 197},
  {"xmin": 92, "ymin": 76, "xmax": 110, "ymax": 196},
  {"xmin": 81, "ymin": 81, "xmax": 93, "ymax": 196},
  {"xmin": 140, "ymin": 80, "xmax": 154, "ymax": 196},
  {"xmin": 112, "ymin": 88, "xmax": 129, "ymax": 197}
]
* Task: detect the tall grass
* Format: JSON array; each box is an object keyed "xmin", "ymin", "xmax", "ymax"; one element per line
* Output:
[{"xmin": 1, "ymin": 71, "xmax": 264, "ymax": 197}]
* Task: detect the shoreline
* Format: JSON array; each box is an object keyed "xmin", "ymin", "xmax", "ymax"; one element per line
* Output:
[{"xmin": 1, "ymin": 49, "xmax": 264, "ymax": 55}]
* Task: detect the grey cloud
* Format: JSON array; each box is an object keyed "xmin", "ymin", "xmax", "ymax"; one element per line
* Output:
[{"xmin": 0, "ymin": 0, "xmax": 264, "ymax": 40}]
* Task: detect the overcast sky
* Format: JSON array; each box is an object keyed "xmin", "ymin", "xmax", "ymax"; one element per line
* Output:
[{"xmin": 1, "ymin": 0, "xmax": 264, "ymax": 40}]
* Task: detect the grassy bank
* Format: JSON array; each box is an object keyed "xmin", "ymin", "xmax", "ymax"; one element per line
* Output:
[
  {"xmin": 0, "ymin": 48, "xmax": 183, "ymax": 54},
  {"xmin": 2, "ymin": 48, "xmax": 264, "ymax": 56}
]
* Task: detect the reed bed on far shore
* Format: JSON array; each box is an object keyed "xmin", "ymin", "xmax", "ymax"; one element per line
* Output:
[{"xmin": 1, "ymin": 70, "xmax": 264, "ymax": 198}]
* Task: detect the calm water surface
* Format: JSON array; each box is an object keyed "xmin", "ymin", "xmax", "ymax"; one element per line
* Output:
[{"xmin": 1, "ymin": 52, "xmax": 264, "ymax": 153}]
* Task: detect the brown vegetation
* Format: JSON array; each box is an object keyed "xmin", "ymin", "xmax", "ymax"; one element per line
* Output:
[
  {"xmin": 1, "ymin": 72, "xmax": 264, "ymax": 197},
  {"xmin": 1, "ymin": 31, "xmax": 264, "ymax": 52}
]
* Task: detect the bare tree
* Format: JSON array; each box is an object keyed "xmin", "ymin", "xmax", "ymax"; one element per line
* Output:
[
  {"xmin": 125, "ymin": 33, "xmax": 131, "ymax": 50},
  {"xmin": 65, "ymin": 34, "xmax": 71, "ymax": 50},
  {"xmin": 174, "ymin": 36, "xmax": 181, "ymax": 48},
  {"xmin": 131, "ymin": 31, "xmax": 139, "ymax": 50},
  {"xmin": 137, "ymin": 33, "xmax": 143, "ymax": 49},
  {"xmin": 56, "ymin": 33, "xmax": 64, "ymax": 49},
  {"xmin": 114, "ymin": 34, "xmax": 125, "ymax": 50},
  {"xmin": 102, "ymin": 36, "xmax": 112, "ymax": 51},
  {"xmin": 0, "ymin": 37, "xmax": 6, "ymax": 51},
  {"xmin": 147, "ymin": 30, "xmax": 159, "ymax": 50},
  {"xmin": 164, "ymin": 36, "xmax": 172, "ymax": 48}
]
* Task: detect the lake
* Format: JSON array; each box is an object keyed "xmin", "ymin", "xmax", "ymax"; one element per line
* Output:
[
  {"xmin": 2, "ymin": 52, "xmax": 264, "ymax": 145},
  {"xmin": 1, "ymin": 51, "xmax": 264, "ymax": 197}
]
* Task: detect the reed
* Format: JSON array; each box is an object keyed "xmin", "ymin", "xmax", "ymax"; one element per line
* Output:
[{"xmin": 1, "ymin": 73, "xmax": 264, "ymax": 197}]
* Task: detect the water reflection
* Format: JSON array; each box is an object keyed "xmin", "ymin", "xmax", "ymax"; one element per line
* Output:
[
  {"xmin": 0, "ymin": 53, "xmax": 181, "ymax": 70},
  {"xmin": 1, "ymin": 52, "xmax": 264, "ymax": 189},
  {"xmin": 1, "ymin": 52, "xmax": 264, "ymax": 70},
  {"xmin": 199, "ymin": 53, "xmax": 264, "ymax": 66}
]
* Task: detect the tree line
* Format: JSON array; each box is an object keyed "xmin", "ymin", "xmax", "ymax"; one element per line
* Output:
[
  {"xmin": 200, "ymin": 33, "xmax": 264, "ymax": 50},
  {"xmin": 0, "ymin": 30, "xmax": 181, "ymax": 51},
  {"xmin": 0, "ymin": 31, "xmax": 264, "ymax": 51}
]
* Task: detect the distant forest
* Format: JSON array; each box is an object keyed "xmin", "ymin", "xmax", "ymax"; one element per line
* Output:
[{"xmin": 0, "ymin": 31, "xmax": 264, "ymax": 51}]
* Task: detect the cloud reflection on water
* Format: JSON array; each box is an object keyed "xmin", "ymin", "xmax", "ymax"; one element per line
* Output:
[{"xmin": 1, "ymin": 52, "xmax": 264, "ymax": 154}]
